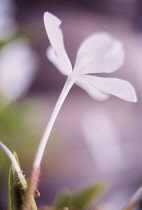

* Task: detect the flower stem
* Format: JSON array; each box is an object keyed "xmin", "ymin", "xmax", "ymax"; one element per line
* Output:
[
  {"xmin": 34, "ymin": 75, "xmax": 75, "ymax": 168},
  {"xmin": 123, "ymin": 185, "xmax": 142, "ymax": 210},
  {"xmin": 25, "ymin": 75, "xmax": 75, "ymax": 208},
  {"xmin": 0, "ymin": 142, "xmax": 27, "ymax": 187}
]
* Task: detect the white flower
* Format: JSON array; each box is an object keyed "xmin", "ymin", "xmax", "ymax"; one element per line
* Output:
[
  {"xmin": 32, "ymin": 12, "xmax": 137, "ymax": 170},
  {"xmin": 44, "ymin": 12, "xmax": 137, "ymax": 102},
  {"xmin": 30, "ymin": 12, "xmax": 137, "ymax": 196},
  {"xmin": 0, "ymin": 39, "xmax": 37, "ymax": 102}
]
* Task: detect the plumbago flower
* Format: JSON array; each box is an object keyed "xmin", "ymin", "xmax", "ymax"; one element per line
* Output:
[
  {"xmin": 45, "ymin": 12, "xmax": 137, "ymax": 102},
  {"xmin": 33, "ymin": 12, "xmax": 137, "ymax": 170},
  {"xmin": 27, "ymin": 12, "xmax": 137, "ymax": 206}
]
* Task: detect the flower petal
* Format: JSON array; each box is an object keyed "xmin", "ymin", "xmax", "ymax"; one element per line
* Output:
[
  {"xmin": 74, "ymin": 33, "xmax": 124, "ymax": 75},
  {"xmin": 76, "ymin": 78, "xmax": 110, "ymax": 101},
  {"xmin": 47, "ymin": 46, "xmax": 70, "ymax": 76},
  {"xmin": 44, "ymin": 12, "xmax": 72, "ymax": 75},
  {"xmin": 79, "ymin": 75, "xmax": 137, "ymax": 102}
]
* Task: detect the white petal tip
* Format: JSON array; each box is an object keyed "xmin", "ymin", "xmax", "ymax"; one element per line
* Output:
[
  {"xmin": 121, "ymin": 89, "xmax": 137, "ymax": 103},
  {"xmin": 44, "ymin": 12, "xmax": 54, "ymax": 19},
  {"xmin": 124, "ymin": 85, "xmax": 137, "ymax": 103},
  {"xmin": 130, "ymin": 95, "xmax": 137, "ymax": 103},
  {"xmin": 44, "ymin": 12, "xmax": 61, "ymax": 27}
]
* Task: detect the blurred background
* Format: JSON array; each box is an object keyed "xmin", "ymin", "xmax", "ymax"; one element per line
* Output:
[{"xmin": 0, "ymin": 0, "xmax": 142, "ymax": 209}]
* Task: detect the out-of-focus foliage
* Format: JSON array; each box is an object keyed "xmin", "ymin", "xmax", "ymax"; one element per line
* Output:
[
  {"xmin": 0, "ymin": 100, "xmax": 42, "ymax": 179},
  {"xmin": 53, "ymin": 184, "xmax": 104, "ymax": 210},
  {"xmin": 38, "ymin": 184, "xmax": 104, "ymax": 209}
]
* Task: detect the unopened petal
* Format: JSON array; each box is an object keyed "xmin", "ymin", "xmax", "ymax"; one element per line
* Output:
[
  {"xmin": 79, "ymin": 75, "xmax": 137, "ymax": 102},
  {"xmin": 44, "ymin": 12, "xmax": 72, "ymax": 75},
  {"xmin": 74, "ymin": 33, "xmax": 124, "ymax": 75}
]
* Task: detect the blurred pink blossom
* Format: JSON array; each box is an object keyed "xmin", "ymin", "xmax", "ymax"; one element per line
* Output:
[{"xmin": 0, "ymin": 39, "xmax": 37, "ymax": 102}]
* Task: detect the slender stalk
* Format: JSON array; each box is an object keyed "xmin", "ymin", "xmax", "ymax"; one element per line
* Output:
[
  {"xmin": 34, "ymin": 75, "xmax": 75, "ymax": 168},
  {"xmin": 123, "ymin": 185, "xmax": 142, "ymax": 210},
  {"xmin": 0, "ymin": 142, "xmax": 27, "ymax": 186},
  {"xmin": 25, "ymin": 74, "xmax": 75, "ymax": 209}
]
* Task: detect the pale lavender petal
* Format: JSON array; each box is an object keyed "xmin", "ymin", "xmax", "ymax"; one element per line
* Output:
[
  {"xmin": 76, "ymin": 78, "xmax": 110, "ymax": 101},
  {"xmin": 78, "ymin": 75, "xmax": 137, "ymax": 102},
  {"xmin": 44, "ymin": 12, "xmax": 72, "ymax": 75},
  {"xmin": 74, "ymin": 33, "xmax": 124, "ymax": 75},
  {"xmin": 47, "ymin": 46, "xmax": 70, "ymax": 76}
]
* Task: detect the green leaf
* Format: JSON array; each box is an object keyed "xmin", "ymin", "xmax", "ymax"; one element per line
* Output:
[
  {"xmin": 53, "ymin": 184, "xmax": 104, "ymax": 210},
  {"xmin": 38, "ymin": 206, "xmax": 69, "ymax": 210},
  {"xmin": 38, "ymin": 206, "xmax": 54, "ymax": 210},
  {"xmin": 8, "ymin": 152, "xmax": 37, "ymax": 210},
  {"xmin": 54, "ymin": 189, "xmax": 73, "ymax": 209},
  {"xmin": 72, "ymin": 184, "xmax": 104, "ymax": 210}
]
